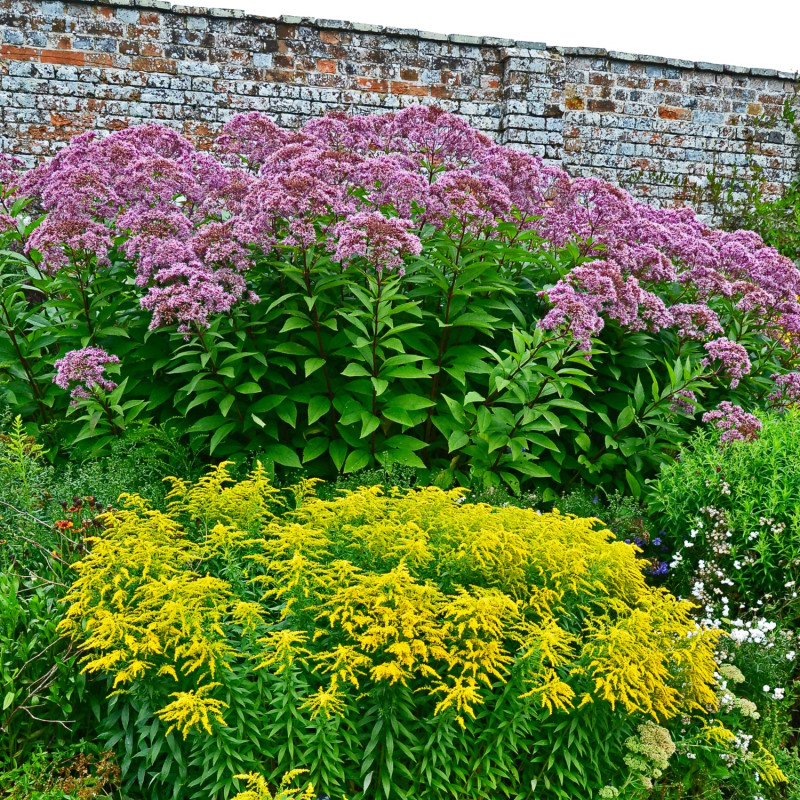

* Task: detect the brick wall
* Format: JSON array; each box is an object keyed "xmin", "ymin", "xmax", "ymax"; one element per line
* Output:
[{"xmin": 1, "ymin": 0, "xmax": 798, "ymax": 210}]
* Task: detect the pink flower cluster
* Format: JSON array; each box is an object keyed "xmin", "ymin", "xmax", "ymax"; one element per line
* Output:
[
  {"xmin": 670, "ymin": 389, "xmax": 698, "ymax": 416},
  {"xmin": 53, "ymin": 346, "xmax": 119, "ymax": 402},
  {"xmin": 767, "ymin": 371, "xmax": 800, "ymax": 408},
  {"xmin": 701, "ymin": 401, "xmax": 762, "ymax": 443},
  {"xmin": 330, "ymin": 212, "xmax": 422, "ymax": 275},
  {"xmin": 701, "ymin": 337, "xmax": 752, "ymax": 389},
  {"xmin": 0, "ymin": 153, "xmax": 23, "ymax": 193},
  {"xmin": 22, "ymin": 125, "xmax": 253, "ymax": 331},
  {"xmin": 15, "ymin": 105, "xmax": 800, "ymax": 358}
]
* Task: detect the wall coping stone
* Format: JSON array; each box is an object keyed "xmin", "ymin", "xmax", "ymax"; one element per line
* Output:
[{"xmin": 50, "ymin": 0, "xmax": 799, "ymax": 78}]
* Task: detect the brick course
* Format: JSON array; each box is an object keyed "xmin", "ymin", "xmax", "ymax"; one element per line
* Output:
[{"xmin": 1, "ymin": 0, "xmax": 798, "ymax": 212}]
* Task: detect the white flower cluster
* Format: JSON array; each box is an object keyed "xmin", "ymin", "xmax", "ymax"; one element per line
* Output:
[{"xmin": 729, "ymin": 618, "xmax": 776, "ymax": 645}]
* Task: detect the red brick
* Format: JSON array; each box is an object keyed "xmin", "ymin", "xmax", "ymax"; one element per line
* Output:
[
  {"xmin": 0, "ymin": 44, "xmax": 39, "ymax": 61},
  {"xmin": 658, "ymin": 105, "xmax": 692, "ymax": 120},
  {"xmin": 317, "ymin": 58, "xmax": 336, "ymax": 73},
  {"xmin": 400, "ymin": 68, "xmax": 418, "ymax": 81},
  {"xmin": 50, "ymin": 112, "xmax": 73, "ymax": 126},
  {"xmin": 130, "ymin": 56, "xmax": 176, "ymax": 74},
  {"xmin": 319, "ymin": 31, "xmax": 339, "ymax": 44},
  {"xmin": 275, "ymin": 24, "xmax": 295, "ymax": 39},
  {"xmin": 587, "ymin": 99, "xmax": 616, "ymax": 112},
  {"xmin": 355, "ymin": 77, "xmax": 387, "ymax": 92},
  {"xmin": 139, "ymin": 12, "xmax": 160, "ymax": 25},
  {"xmin": 263, "ymin": 69, "xmax": 295, "ymax": 83},
  {"xmin": 430, "ymin": 85, "xmax": 454, "ymax": 99},
  {"xmin": 390, "ymin": 80, "xmax": 428, "ymax": 97},
  {"xmin": 40, "ymin": 49, "xmax": 85, "ymax": 65},
  {"xmin": 440, "ymin": 71, "xmax": 459, "ymax": 86}
]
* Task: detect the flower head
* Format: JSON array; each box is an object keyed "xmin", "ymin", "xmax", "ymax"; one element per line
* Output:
[
  {"xmin": 702, "ymin": 338, "xmax": 752, "ymax": 388},
  {"xmin": 329, "ymin": 212, "xmax": 421, "ymax": 275},
  {"xmin": 53, "ymin": 347, "xmax": 120, "ymax": 402},
  {"xmin": 701, "ymin": 402, "xmax": 762, "ymax": 443}
]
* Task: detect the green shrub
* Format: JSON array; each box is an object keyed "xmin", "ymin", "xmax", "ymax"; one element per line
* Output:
[
  {"xmin": 4, "ymin": 109, "xmax": 800, "ymax": 499},
  {"xmin": 0, "ymin": 572, "xmax": 97, "ymax": 775},
  {"xmin": 649, "ymin": 410, "xmax": 800, "ymax": 609},
  {"xmin": 57, "ymin": 462, "xmax": 724, "ymax": 800}
]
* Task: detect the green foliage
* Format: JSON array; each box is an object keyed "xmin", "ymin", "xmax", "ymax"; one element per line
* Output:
[
  {"xmin": 0, "ymin": 742, "xmax": 121, "ymax": 800},
  {"xmin": 0, "ymin": 573, "xmax": 96, "ymax": 775},
  {"xmin": 649, "ymin": 410, "xmax": 800, "ymax": 606},
  {"xmin": 2, "ymin": 202, "xmax": 790, "ymax": 500}
]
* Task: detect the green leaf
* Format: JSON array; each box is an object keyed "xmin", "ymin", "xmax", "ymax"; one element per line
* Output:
[
  {"xmin": 625, "ymin": 468, "xmax": 643, "ymax": 498},
  {"xmin": 617, "ymin": 406, "xmax": 635, "ymax": 429},
  {"xmin": 305, "ymin": 357, "xmax": 325, "ymax": 377},
  {"xmin": 302, "ymin": 438, "xmax": 329, "ymax": 463},
  {"xmin": 633, "ymin": 376, "xmax": 645, "ymax": 410},
  {"xmin": 189, "ymin": 415, "xmax": 228, "ymax": 433},
  {"xmin": 344, "ymin": 449, "xmax": 370, "ymax": 473},
  {"xmin": 342, "ymin": 363, "xmax": 371, "ymax": 377},
  {"xmin": 330, "ymin": 440, "xmax": 348, "ymax": 472},
  {"xmin": 2, "ymin": 691, "xmax": 14, "ymax": 711},
  {"xmin": 575, "ymin": 432, "xmax": 591, "ymax": 452},
  {"xmin": 276, "ymin": 401, "xmax": 297, "ymax": 428},
  {"xmin": 383, "ymin": 434, "xmax": 426, "ymax": 451},
  {"xmin": 262, "ymin": 444, "xmax": 302, "ymax": 468},
  {"xmin": 308, "ymin": 395, "xmax": 331, "ymax": 425},
  {"xmin": 219, "ymin": 394, "xmax": 235, "ymax": 417},
  {"xmin": 371, "ymin": 377, "xmax": 389, "ymax": 396},
  {"xmin": 209, "ymin": 422, "xmax": 236, "ymax": 455},
  {"xmin": 448, "ymin": 430, "xmax": 469, "ymax": 452},
  {"xmin": 236, "ymin": 382, "xmax": 262, "ymax": 394},
  {"xmin": 389, "ymin": 393, "xmax": 435, "ymax": 411},
  {"xmin": 360, "ymin": 413, "xmax": 381, "ymax": 438},
  {"xmin": 273, "ymin": 342, "xmax": 313, "ymax": 356},
  {"xmin": 279, "ymin": 316, "xmax": 310, "ymax": 333}
]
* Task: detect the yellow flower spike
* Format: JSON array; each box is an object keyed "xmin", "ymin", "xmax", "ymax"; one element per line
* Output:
[
  {"xmin": 156, "ymin": 682, "xmax": 228, "ymax": 738},
  {"xmin": 232, "ymin": 769, "xmax": 318, "ymax": 800},
  {"xmin": 251, "ymin": 630, "xmax": 311, "ymax": 673},
  {"xmin": 299, "ymin": 681, "xmax": 347, "ymax": 719}
]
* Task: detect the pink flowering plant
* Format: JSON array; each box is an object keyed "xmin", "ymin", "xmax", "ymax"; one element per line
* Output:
[{"xmin": 2, "ymin": 107, "xmax": 800, "ymax": 493}]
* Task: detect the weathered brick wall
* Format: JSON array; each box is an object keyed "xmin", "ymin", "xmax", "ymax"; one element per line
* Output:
[{"xmin": 1, "ymin": 0, "xmax": 798, "ymax": 209}]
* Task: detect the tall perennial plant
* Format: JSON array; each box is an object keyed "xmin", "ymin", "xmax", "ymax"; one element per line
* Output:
[
  {"xmin": 58, "ymin": 462, "xmax": 726, "ymax": 800},
  {"xmin": 2, "ymin": 107, "xmax": 800, "ymax": 493}
]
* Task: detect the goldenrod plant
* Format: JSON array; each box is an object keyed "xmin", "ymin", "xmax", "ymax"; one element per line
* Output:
[
  {"xmin": 58, "ymin": 461, "xmax": 728, "ymax": 799},
  {"xmin": 232, "ymin": 770, "xmax": 317, "ymax": 800}
]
